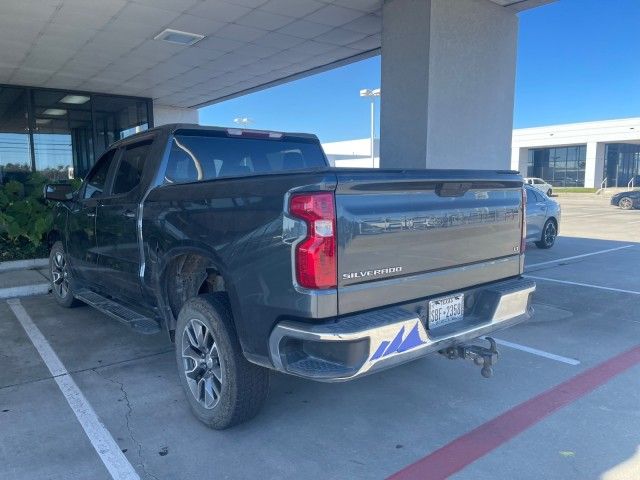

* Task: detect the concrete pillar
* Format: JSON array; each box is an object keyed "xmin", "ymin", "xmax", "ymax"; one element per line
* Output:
[
  {"xmin": 511, "ymin": 147, "xmax": 529, "ymax": 174},
  {"xmin": 379, "ymin": 0, "xmax": 518, "ymax": 170},
  {"xmin": 152, "ymin": 105, "xmax": 199, "ymax": 126},
  {"xmin": 585, "ymin": 142, "xmax": 605, "ymax": 188}
]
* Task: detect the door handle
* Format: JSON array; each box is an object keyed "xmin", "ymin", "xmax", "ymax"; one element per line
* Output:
[{"xmin": 122, "ymin": 210, "xmax": 136, "ymax": 219}]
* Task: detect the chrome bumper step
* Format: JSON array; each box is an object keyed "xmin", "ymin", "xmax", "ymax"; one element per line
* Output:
[{"xmin": 269, "ymin": 278, "xmax": 535, "ymax": 381}]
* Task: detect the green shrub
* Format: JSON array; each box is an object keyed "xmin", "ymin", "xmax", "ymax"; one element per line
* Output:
[
  {"xmin": 0, "ymin": 172, "xmax": 54, "ymax": 260},
  {"xmin": 0, "ymin": 237, "xmax": 49, "ymax": 262}
]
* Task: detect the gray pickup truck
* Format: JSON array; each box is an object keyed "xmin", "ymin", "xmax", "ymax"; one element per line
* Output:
[{"xmin": 45, "ymin": 124, "xmax": 535, "ymax": 428}]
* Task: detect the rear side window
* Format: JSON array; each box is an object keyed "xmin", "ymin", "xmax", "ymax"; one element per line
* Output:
[
  {"xmin": 164, "ymin": 134, "xmax": 327, "ymax": 184},
  {"xmin": 526, "ymin": 188, "xmax": 537, "ymax": 205},
  {"xmin": 528, "ymin": 188, "xmax": 544, "ymax": 203},
  {"xmin": 83, "ymin": 149, "xmax": 116, "ymax": 199},
  {"xmin": 112, "ymin": 141, "xmax": 152, "ymax": 195}
]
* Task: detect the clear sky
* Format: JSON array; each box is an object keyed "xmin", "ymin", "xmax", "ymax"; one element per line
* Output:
[{"xmin": 199, "ymin": 0, "xmax": 640, "ymax": 143}]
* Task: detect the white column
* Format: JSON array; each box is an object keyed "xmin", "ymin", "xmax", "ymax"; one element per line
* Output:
[
  {"xmin": 379, "ymin": 0, "xmax": 430, "ymax": 168},
  {"xmin": 153, "ymin": 105, "xmax": 199, "ymax": 126},
  {"xmin": 584, "ymin": 142, "xmax": 605, "ymax": 188},
  {"xmin": 511, "ymin": 147, "xmax": 529, "ymax": 174},
  {"xmin": 380, "ymin": 0, "xmax": 518, "ymax": 170}
]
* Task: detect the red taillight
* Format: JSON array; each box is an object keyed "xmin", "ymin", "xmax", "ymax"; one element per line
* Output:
[
  {"xmin": 521, "ymin": 187, "xmax": 527, "ymax": 253},
  {"xmin": 290, "ymin": 192, "xmax": 337, "ymax": 289}
]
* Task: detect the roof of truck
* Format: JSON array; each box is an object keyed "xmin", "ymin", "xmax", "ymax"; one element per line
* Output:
[{"xmin": 111, "ymin": 123, "xmax": 320, "ymax": 149}]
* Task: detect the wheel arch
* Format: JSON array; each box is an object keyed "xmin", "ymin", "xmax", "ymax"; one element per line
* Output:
[
  {"xmin": 545, "ymin": 216, "xmax": 559, "ymax": 236},
  {"xmin": 155, "ymin": 245, "xmax": 236, "ymax": 340}
]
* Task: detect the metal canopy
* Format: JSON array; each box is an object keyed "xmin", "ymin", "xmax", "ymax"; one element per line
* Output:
[{"xmin": 0, "ymin": 0, "xmax": 551, "ymax": 109}]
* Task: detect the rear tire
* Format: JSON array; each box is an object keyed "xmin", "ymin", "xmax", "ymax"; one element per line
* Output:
[
  {"xmin": 535, "ymin": 219, "xmax": 557, "ymax": 249},
  {"xmin": 618, "ymin": 197, "xmax": 634, "ymax": 210},
  {"xmin": 49, "ymin": 241, "xmax": 80, "ymax": 308},
  {"xmin": 547, "ymin": 188, "xmax": 552, "ymax": 196},
  {"xmin": 175, "ymin": 293, "xmax": 269, "ymax": 429}
]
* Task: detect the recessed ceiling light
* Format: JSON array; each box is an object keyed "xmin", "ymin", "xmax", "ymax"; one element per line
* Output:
[
  {"xmin": 43, "ymin": 108, "xmax": 67, "ymax": 116},
  {"xmin": 60, "ymin": 95, "xmax": 90, "ymax": 104},
  {"xmin": 35, "ymin": 118, "xmax": 51, "ymax": 125},
  {"xmin": 154, "ymin": 28, "xmax": 205, "ymax": 46}
]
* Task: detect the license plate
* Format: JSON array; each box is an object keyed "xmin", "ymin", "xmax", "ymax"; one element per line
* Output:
[{"xmin": 428, "ymin": 293, "xmax": 464, "ymax": 329}]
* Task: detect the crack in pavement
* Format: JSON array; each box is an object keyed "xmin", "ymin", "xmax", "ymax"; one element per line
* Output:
[
  {"xmin": 92, "ymin": 369, "xmax": 160, "ymax": 480},
  {"xmin": 0, "ymin": 349, "xmax": 173, "ymax": 392}
]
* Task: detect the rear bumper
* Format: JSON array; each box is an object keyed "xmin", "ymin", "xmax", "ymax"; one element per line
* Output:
[{"xmin": 269, "ymin": 277, "xmax": 535, "ymax": 381}]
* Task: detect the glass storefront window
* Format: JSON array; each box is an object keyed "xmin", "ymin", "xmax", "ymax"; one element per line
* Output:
[
  {"xmin": 604, "ymin": 143, "xmax": 640, "ymax": 187},
  {"xmin": 93, "ymin": 96, "xmax": 149, "ymax": 155},
  {"xmin": 0, "ymin": 85, "xmax": 151, "ymax": 182},
  {"xmin": 0, "ymin": 87, "xmax": 31, "ymax": 180},
  {"xmin": 527, "ymin": 145, "xmax": 586, "ymax": 187},
  {"xmin": 32, "ymin": 89, "xmax": 94, "ymax": 181}
]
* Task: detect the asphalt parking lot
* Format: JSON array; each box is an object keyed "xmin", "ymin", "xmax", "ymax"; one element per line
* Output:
[{"xmin": 1, "ymin": 194, "xmax": 639, "ymax": 480}]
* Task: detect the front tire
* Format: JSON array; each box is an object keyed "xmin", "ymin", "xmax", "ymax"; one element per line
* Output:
[
  {"xmin": 619, "ymin": 197, "xmax": 634, "ymax": 210},
  {"xmin": 175, "ymin": 293, "xmax": 269, "ymax": 429},
  {"xmin": 49, "ymin": 241, "xmax": 80, "ymax": 308},
  {"xmin": 547, "ymin": 188, "xmax": 552, "ymax": 196},
  {"xmin": 535, "ymin": 219, "xmax": 557, "ymax": 249}
]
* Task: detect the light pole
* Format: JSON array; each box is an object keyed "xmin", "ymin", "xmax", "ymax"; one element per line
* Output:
[{"xmin": 359, "ymin": 88, "xmax": 380, "ymax": 168}]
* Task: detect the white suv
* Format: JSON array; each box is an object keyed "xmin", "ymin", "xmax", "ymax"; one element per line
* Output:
[{"xmin": 524, "ymin": 177, "xmax": 553, "ymax": 196}]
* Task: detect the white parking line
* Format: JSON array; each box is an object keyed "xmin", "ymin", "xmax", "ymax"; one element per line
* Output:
[
  {"xmin": 629, "ymin": 219, "xmax": 640, "ymax": 224},
  {"xmin": 490, "ymin": 337, "xmax": 580, "ymax": 365},
  {"xmin": 526, "ymin": 244, "xmax": 635, "ymax": 269},
  {"xmin": 527, "ymin": 275, "xmax": 640, "ymax": 296},
  {"xmin": 7, "ymin": 299, "xmax": 140, "ymax": 480},
  {"xmin": 0, "ymin": 283, "xmax": 49, "ymax": 299},
  {"xmin": 563, "ymin": 212, "xmax": 619, "ymax": 219}
]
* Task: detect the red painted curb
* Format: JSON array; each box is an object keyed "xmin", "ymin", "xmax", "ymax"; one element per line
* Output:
[{"xmin": 388, "ymin": 345, "xmax": 640, "ymax": 480}]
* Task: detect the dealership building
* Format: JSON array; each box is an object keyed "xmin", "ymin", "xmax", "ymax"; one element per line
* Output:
[
  {"xmin": 511, "ymin": 117, "xmax": 640, "ymax": 188},
  {"xmin": 323, "ymin": 117, "xmax": 640, "ymax": 189},
  {"xmin": 0, "ymin": 86, "xmax": 153, "ymax": 180}
]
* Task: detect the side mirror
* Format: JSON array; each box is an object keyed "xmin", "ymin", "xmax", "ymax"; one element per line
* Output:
[{"xmin": 44, "ymin": 182, "xmax": 75, "ymax": 202}]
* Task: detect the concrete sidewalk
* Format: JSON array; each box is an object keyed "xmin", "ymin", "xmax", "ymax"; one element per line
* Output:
[{"xmin": 0, "ymin": 259, "xmax": 50, "ymax": 299}]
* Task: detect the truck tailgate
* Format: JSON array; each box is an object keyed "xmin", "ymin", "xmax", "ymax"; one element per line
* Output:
[{"xmin": 334, "ymin": 169, "xmax": 524, "ymax": 314}]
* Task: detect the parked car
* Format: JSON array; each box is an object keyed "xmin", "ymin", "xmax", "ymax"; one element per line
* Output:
[
  {"xmin": 610, "ymin": 190, "xmax": 640, "ymax": 210},
  {"xmin": 525, "ymin": 184, "xmax": 561, "ymax": 249},
  {"xmin": 44, "ymin": 124, "xmax": 535, "ymax": 429},
  {"xmin": 524, "ymin": 177, "xmax": 553, "ymax": 196}
]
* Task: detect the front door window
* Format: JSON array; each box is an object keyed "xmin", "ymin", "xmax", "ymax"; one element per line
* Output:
[{"xmin": 83, "ymin": 150, "xmax": 117, "ymax": 199}]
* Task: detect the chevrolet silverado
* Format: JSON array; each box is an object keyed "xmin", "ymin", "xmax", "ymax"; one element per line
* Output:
[{"xmin": 44, "ymin": 124, "xmax": 535, "ymax": 429}]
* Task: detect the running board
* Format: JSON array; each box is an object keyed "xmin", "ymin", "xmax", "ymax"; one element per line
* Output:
[{"xmin": 75, "ymin": 290, "xmax": 161, "ymax": 334}]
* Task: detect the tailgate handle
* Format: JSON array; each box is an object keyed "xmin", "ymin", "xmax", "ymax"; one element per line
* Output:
[{"xmin": 435, "ymin": 182, "xmax": 471, "ymax": 197}]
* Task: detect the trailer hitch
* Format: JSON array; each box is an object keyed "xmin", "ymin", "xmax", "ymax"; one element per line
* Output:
[{"xmin": 440, "ymin": 337, "xmax": 499, "ymax": 378}]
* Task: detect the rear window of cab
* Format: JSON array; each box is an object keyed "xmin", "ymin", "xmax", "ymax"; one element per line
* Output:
[{"xmin": 163, "ymin": 133, "xmax": 327, "ymax": 184}]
